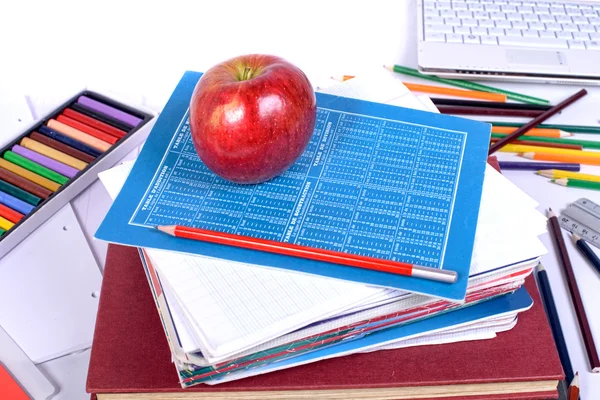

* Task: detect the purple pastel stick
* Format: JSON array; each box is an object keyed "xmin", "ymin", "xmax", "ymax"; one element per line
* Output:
[
  {"xmin": 498, "ymin": 161, "xmax": 580, "ymax": 172},
  {"xmin": 77, "ymin": 96, "xmax": 142, "ymax": 127},
  {"xmin": 12, "ymin": 145, "xmax": 79, "ymax": 178}
]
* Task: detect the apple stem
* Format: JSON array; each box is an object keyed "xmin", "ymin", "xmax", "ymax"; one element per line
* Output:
[{"xmin": 242, "ymin": 66, "xmax": 252, "ymax": 81}]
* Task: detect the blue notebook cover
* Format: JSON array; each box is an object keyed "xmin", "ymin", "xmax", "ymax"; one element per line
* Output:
[{"xmin": 95, "ymin": 71, "xmax": 491, "ymax": 300}]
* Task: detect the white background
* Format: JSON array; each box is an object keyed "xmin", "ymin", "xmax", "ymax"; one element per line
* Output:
[{"xmin": 1, "ymin": 0, "xmax": 600, "ymax": 399}]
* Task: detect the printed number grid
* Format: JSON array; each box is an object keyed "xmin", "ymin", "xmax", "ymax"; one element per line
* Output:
[{"xmin": 133, "ymin": 108, "xmax": 465, "ymax": 269}]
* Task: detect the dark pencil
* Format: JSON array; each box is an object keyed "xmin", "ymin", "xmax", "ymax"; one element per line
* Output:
[
  {"xmin": 489, "ymin": 89, "xmax": 587, "ymax": 155},
  {"xmin": 572, "ymin": 234, "xmax": 600, "ymax": 276},
  {"xmin": 437, "ymin": 105, "xmax": 544, "ymax": 118},
  {"xmin": 548, "ymin": 208, "xmax": 600, "ymax": 372},
  {"xmin": 430, "ymin": 98, "xmax": 552, "ymax": 111},
  {"xmin": 497, "ymin": 161, "xmax": 580, "ymax": 171},
  {"xmin": 536, "ymin": 263, "xmax": 575, "ymax": 384},
  {"xmin": 488, "ymin": 121, "xmax": 600, "ymax": 134}
]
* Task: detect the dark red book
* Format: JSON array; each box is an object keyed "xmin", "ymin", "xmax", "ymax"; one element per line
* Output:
[{"xmin": 87, "ymin": 244, "xmax": 563, "ymax": 400}]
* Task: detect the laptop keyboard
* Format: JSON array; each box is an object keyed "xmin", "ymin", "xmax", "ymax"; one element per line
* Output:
[{"xmin": 423, "ymin": 0, "xmax": 600, "ymax": 50}]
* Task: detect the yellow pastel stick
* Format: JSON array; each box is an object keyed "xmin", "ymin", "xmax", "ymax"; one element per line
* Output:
[
  {"xmin": 499, "ymin": 144, "xmax": 600, "ymax": 158},
  {"xmin": 47, "ymin": 119, "xmax": 111, "ymax": 152},
  {"xmin": 0, "ymin": 159, "xmax": 61, "ymax": 192},
  {"xmin": 0, "ymin": 216, "xmax": 14, "ymax": 231},
  {"xmin": 20, "ymin": 138, "xmax": 88, "ymax": 170},
  {"xmin": 537, "ymin": 170, "xmax": 600, "ymax": 183}
]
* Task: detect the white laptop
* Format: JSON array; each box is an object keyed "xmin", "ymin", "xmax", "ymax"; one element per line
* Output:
[{"xmin": 416, "ymin": 0, "xmax": 600, "ymax": 84}]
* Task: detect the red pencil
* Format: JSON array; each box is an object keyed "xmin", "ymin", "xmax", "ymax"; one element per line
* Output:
[
  {"xmin": 568, "ymin": 372, "xmax": 579, "ymax": 400},
  {"xmin": 0, "ymin": 203, "xmax": 24, "ymax": 223},
  {"xmin": 156, "ymin": 225, "xmax": 458, "ymax": 283}
]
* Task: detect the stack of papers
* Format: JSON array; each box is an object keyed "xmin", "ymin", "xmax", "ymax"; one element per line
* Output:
[{"xmin": 95, "ymin": 69, "xmax": 547, "ymax": 387}]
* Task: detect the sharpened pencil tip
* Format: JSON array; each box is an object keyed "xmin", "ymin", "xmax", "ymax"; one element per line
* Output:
[
  {"xmin": 547, "ymin": 208, "xmax": 557, "ymax": 218},
  {"xmin": 537, "ymin": 263, "xmax": 545, "ymax": 272},
  {"xmin": 383, "ymin": 65, "xmax": 393, "ymax": 71},
  {"xmin": 572, "ymin": 233, "xmax": 581, "ymax": 243}
]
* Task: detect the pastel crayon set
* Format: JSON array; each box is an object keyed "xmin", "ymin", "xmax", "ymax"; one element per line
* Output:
[{"xmin": 0, "ymin": 91, "xmax": 157, "ymax": 258}]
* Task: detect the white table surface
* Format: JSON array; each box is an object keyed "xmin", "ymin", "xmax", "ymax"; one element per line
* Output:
[{"xmin": 2, "ymin": 1, "xmax": 600, "ymax": 398}]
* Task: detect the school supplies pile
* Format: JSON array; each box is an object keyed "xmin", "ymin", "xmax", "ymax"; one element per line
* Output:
[{"xmin": 90, "ymin": 70, "xmax": 551, "ymax": 390}]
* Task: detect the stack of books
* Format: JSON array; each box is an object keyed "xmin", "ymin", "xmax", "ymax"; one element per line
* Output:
[{"xmin": 87, "ymin": 70, "xmax": 564, "ymax": 399}]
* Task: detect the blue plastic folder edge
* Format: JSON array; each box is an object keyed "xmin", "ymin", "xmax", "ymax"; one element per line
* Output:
[{"xmin": 95, "ymin": 71, "xmax": 491, "ymax": 301}]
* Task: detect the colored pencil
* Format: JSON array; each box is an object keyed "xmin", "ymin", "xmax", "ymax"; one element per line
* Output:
[
  {"xmin": 70, "ymin": 103, "xmax": 134, "ymax": 132},
  {"xmin": 0, "ymin": 228, "xmax": 4, "ymax": 235},
  {"xmin": 536, "ymin": 264, "xmax": 574, "ymax": 384},
  {"xmin": 431, "ymin": 98, "xmax": 551, "ymax": 111},
  {"xmin": 498, "ymin": 161, "xmax": 580, "ymax": 171},
  {"xmin": 155, "ymin": 224, "xmax": 458, "ymax": 283},
  {"xmin": 0, "ymin": 216, "xmax": 15, "ymax": 231},
  {"xmin": 47, "ymin": 119, "xmax": 111, "ymax": 152},
  {"xmin": 538, "ymin": 170, "xmax": 600, "ymax": 183},
  {"xmin": 0, "ymin": 179, "xmax": 41, "ymax": 206},
  {"xmin": 487, "ymin": 121, "xmax": 600, "ymax": 134},
  {"xmin": 20, "ymin": 138, "xmax": 88, "ymax": 170},
  {"xmin": 403, "ymin": 83, "xmax": 507, "ymax": 102},
  {"xmin": 77, "ymin": 95, "xmax": 142, "ymax": 127},
  {"xmin": 30, "ymin": 131, "xmax": 96, "ymax": 164},
  {"xmin": 384, "ymin": 64, "xmax": 550, "ymax": 105},
  {"xmin": 553, "ymin": 178, "xmax": 600, "ymax": 191},
  {"xmin": 500, "ymin": 144, "xmax": 599, "ymax": 157},
  {"xmin": 12, "ymin": 145, "xmax": 78, "ymax": 179},
  {"xmin": 488, "ymin": 89, "xmax": 587, "ymax": 155},
  {"xmin": 56, "ymin": 114, "xmax": 119, "ymax": 144},
  {"xmin": 490, "ymin": 138, "xmax": 582, "ymax": 150},
  {"xmin": 438, "ymin": 105, "xmax": 543, "ymax": 117},
  {"xmin": 548, "ymin": 208, "xmax": 600, "ymax": 372},
  {"xmin": 568, "ymin": 372, "xmax": 579, "ymax": 400},
  {"xmin": 0, "ymin": 189, "xmax": 34, "ymax": 215},
  {"xmin": 491, "ymin": 134, "xmax": 600, "ymax": 150},
  {"xmin": 573, "ymin": 234, "xmax": 600, "ymax": 275},
  {"xmin": 491, "ymin": 127, "xmax": 570, "ymax": 138},
  {"xmin": 62, "ymin": 108, "xmax": 127, "ymax": 139},
  {"xmin": 3, "ymin": 151, "xmax": 69, "ymax": 185},
  {"xmin": 0, "ymin": 168, "xmax": 52, "ymax": 199},
  {"xmin": 0, "ymin": 159, "xmax": 60, "ymax": 192},
  {"xmin": 37, "ymin": 127, "xmax": 102, "ymax": 159},
  {"xmin": 0, "ymin": 203, "xmax": 24, "ymax": 224},
  {"xmin": 523, "ymin": 152, "xmax": 600, "ymax": 166}
]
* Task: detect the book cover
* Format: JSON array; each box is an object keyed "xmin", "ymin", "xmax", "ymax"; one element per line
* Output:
[{"xmin": 95, "ymin": 71, "xmax": 491, "ymax": 301}]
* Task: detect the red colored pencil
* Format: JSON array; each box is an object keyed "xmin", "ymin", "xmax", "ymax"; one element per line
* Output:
[
  {"xmin": 547, "ymin": 208, "xmax": 600, "ymax": 372},
  {"xmin": 156, "ymin": 225, "xmax": 458, "ymax": 283},
  {"xmin": 56, "ymin": 114, "xmax": 119, "ymax": 144},
  {"xmin": 437, "ymin": 105, "xmax": 543, "ymax": 118},
  {"xmin": 62, "ymin": 108, "xmax": 127, "ymax": 139},
  {"xmin": 0, "ymin": 203, "xmax": 24, "ymax": 223},
  {"xmin": 568, "ymin": 372, "xmax": 579, "ymax": 400}
]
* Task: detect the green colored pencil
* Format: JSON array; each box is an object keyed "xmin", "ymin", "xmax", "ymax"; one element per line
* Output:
[
  {"xmin": 490, "ymin": 133, "xmax": 600, "ymax": 150},
  {"xmin": 3, "ymin": 151, "xmax": 69, "ymax": 185},
  {"xmin": 489, "ymin": 121, "xmax": 600, "ymax": 134},
  {"xmin": 0, "ymin": 179, "xmax": 41, "ymax": 205},
  {"xmin": 385, "ymin": 65, "xmax": 550, "ymax": 105},
  {"xmin": 553, "ymin": 178, "xmax": 600, "ymax": 191},
  {"xmin": 0, "ymin": 228, "xmax": 5, "ymax": 236}
]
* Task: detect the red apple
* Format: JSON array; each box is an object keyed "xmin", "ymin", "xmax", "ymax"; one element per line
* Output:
[{"xmin": 189, "ymin": 54, "xmax": 317, "ymax": 184}]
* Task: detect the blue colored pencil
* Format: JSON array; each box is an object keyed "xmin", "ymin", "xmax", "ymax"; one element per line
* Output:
[
  {"xmin": 536, "ymin": 263, "xmax": 574, "ymax": 383},
  {"xmin": 38, "ymin": 126, "xmax": 103, "ymax": 158},
  {"xmin": 0, "ymin": 189, "xmax": 35, "ymax": 215},
  {"xmin": 498, "ymin": 161, "xmax": 580, "ymax": 171},
  {"xmin": 572, "ymin": 234, "xmax": 600, "ymax": 276}
]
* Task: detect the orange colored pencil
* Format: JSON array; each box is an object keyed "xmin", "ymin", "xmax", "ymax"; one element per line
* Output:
[
  {"xmin": 403, "ymin": 82, "xmax": 507, "ymax": 102},
  {"xmin": 492, "ymin": 126, "xmax": 570, "ymax": 138},
  {"xmin": 522, "ymin": 152, "xmax": 600, "ymax": 166},
  {"xmin": 156, "ymin": 224, "xmax": 457, "ymax": 283},
  {"xmin": 490, "ymin": 138, "xmax": 582, "ymax": 150}
]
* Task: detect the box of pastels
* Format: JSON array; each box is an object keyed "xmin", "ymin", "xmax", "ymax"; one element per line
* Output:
[{"xmin": 0, "ymin": 91, "xmax": 157, "ymax": 258}]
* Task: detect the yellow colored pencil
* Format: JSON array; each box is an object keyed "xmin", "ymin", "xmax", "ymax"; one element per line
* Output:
[
  {"xmin": 499, "ymin": 144, "xmax": 600, "ymax": 158},
  {"xmin": 20, "ymin": 138, "xmax": 88, "ymax": 170},
  {"xmin": 0, "ymin": 216, "xmax": 14, "ymax": 231},
  {"xmin": 0, "ymin": 159, "xmax": 61, "ymax": 192},
  {"xmin": 491, "ymin": 126, "xmax": 571, "ymax": 138},
  {"xmin": 402, "ymin": 82, "xmax": 507, "ymax": 102},
  {"xmin": 522, "ymin": 152, "xmax": 600, "ymax": 166},
  {"xmin": 47, "ymin": 119, "xmax": 112, "ymax": 152},
  {"xmin": 537, "ymin": 170, "xmax": 600, "ymax": 183}
]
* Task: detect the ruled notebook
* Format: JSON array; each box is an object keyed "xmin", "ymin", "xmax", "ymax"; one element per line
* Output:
[{"xmin": 95, "ymin": 70, "xmax": 492, "ymax": 301}]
